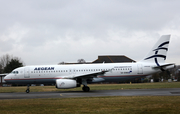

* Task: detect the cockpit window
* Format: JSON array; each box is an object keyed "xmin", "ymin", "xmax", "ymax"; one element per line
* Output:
[{"xmin": 11, "ymin": 71, "xmax": 18, "ymax": 74}]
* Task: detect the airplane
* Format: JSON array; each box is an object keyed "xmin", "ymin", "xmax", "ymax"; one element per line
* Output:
[{"xmin": 4, "ymin": 35, "xmax": 175, "ymax": 93}]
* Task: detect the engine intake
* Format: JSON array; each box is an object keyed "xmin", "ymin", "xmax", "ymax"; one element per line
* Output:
[{"xmin": 56, "ymin": 79, "xmax": 78, "ymax": 89}]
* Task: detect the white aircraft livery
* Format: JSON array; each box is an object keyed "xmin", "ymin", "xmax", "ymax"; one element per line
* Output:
[{"xmin": 4, "ymin": 35, "xmax": 174, "ymax": 93}]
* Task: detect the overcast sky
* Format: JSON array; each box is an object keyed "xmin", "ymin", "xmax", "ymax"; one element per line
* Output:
[{"xmin": 0, "ymin": 0, "xmax": 179, "ymax": 65}]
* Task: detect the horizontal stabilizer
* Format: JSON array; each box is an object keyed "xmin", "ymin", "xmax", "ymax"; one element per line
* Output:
[{"xmin": 153, "ymin": 63, "xmax": 175, "ymax": 71}]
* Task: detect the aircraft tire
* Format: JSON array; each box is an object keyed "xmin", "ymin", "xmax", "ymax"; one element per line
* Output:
[
  {"xmin": 26, "ymin": 89, "xmax": 30, "ymax": 93},
  {"xmin": 82, "ymin": 86, "xmax": 90, "ymax": 92}
]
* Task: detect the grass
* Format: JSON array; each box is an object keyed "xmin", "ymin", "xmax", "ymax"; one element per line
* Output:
[
  {"xmin": 0, "ymin": 82, "xmax": 180, "ymax": 114},
  {"xmin": 0, "ymin": 82, "xmax": 180, "ymax": 93},
  {"xmin": 0, "ymin": 96, "xmax": 180, "ymax": 114}
]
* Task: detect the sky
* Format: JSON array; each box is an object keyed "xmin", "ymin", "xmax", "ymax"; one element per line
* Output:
[{"xmin": 0, "ymin": 0, "xmax": 179, "ymax": 65}]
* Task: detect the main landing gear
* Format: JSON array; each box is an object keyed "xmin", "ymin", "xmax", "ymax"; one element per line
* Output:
[
  {"xmin": 82, "ymin": 86, "xmax": 90, "ymax": 92},
  {"xmin": 26, "ymin": 84, "xmax": 30, "ymax": 93},
  {"xmin": 81, "ymin": 79, "xmax": 90, "ymax": 92}
]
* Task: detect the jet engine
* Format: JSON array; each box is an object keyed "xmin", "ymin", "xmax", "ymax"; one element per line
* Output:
[{"xmin": 56, "ymin": 79, "xmax": 79, "ymax": 89}]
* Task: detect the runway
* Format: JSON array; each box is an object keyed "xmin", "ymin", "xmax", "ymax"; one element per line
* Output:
[{"xmin": 0, "ymin": 88, "xmax": 180, "ymax": 100}]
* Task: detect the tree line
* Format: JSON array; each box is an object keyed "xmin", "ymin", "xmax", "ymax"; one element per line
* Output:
[{"xmin": 0, "ymin": 54, "xmax": 24, "ymax": 73}]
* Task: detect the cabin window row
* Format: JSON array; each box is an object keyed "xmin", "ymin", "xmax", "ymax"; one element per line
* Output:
[{"xmin": 30, "ymin": 68, "xmax": 132, "ymax": 73}]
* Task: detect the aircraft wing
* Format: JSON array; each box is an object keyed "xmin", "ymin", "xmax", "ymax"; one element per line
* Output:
[
  {"xmin": 72, "ymin": 70, "xmax": 109, "ymax": 79},
  {"xmin": 56, "ymin": 69, "xmax": 113, "ymax": 79},
  {"xmin": 57, "ymin": 70, "xmax": 111, "ymax": 79}
]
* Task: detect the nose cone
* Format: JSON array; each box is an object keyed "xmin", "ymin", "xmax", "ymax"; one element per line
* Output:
[
  {"xmin": 4, "ymin": 76, "xmax": 7, "ymax": 81},
  {"xmin": 4, "ymin": 74, "xmax": 10, "ymax": 82}
]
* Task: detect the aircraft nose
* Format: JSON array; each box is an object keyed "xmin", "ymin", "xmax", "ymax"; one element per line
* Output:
[
  {"xmin": 4, "ymin": 76, "xmax": 7, "ymax": 81},
  {"xmin": 4, "ymin": 75, "xmax": 10, "ymax": 81}
]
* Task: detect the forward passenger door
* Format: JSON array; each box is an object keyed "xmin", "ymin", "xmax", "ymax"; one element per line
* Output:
[{"xmin": 24, "ymin": 67, "xmax": 30, "ymax": 78}]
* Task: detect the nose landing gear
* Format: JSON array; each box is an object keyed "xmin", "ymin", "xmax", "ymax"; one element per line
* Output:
[{"xmin": 26, "ymin": 84, "xmax": 30, "ymax": 93}]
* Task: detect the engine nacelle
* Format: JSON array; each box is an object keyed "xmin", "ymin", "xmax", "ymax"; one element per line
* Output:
[{"xmin": 56, "ymin": 79, "xmax": 77, "ymax": 89}]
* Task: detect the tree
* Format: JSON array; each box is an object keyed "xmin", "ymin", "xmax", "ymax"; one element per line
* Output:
[
  {"xmin": 152, "ymin": 70, "xmax": 172, "ymax": 82},
  {"xmin": 0, "ymin": 54, "xmax": 12, "ymax": 69},
  {"xmin": 3, "ymin": 58, "xmax": 23, "ymax": 73},
  {"xmin": 58, "ymin": 61, "xmax": 66, "ymax": 65},
  {"xmin": 0, "ymin": 54, "xmax": 24, "ymax": 73},
  {"xmin": 77, "ymin": 59, "xmax": 86, "ymax": 64},
  {"xmin": 0, "ymin": 65, "xmax": 3, "ymax": 74}
]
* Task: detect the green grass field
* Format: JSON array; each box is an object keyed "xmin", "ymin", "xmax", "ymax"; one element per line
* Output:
[
  {"xmin": 0, "ymin": 82, "xmax": 180, "ymax": 93},
  {"xmin": 0, "ymin": 82, "xmax": 180, "ymax": 114},
  {"xmin": 0, "ymin": 96, "xmax": 180, "ymax": 114}
]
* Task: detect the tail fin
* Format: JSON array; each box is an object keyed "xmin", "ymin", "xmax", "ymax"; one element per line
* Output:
[{"xmin": 139, "ymin": 35, "xmax": 171, "ymax": 66}]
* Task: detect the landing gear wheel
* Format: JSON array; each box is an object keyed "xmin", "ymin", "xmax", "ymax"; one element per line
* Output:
[
  {"xmin": 26, "ymin": 89, "xmax": 30, "ymax": 93},
  {"xmin": 26, "ymin": 84, "xmax": 30, "ymax": 93},
  {"xmin": 82, "ymin": 86, "xmax": 90, "ymax": 92}
]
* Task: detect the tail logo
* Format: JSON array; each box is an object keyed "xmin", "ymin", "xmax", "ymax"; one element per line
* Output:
[{"xmin": 144, "ymin": 41, "xmax": 169, "ymax": 66}]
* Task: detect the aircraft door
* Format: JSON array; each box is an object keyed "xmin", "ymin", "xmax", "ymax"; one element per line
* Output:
[
  {"xmin": 24, "ymin": 67, "xmax": 30, "ymax": 78},
  {"xmin": 137, "ymin": 64, "xmax": 143, "ymax": 74}
]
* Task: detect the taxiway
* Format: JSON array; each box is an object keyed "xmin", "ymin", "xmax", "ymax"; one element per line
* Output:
[{"xmin": 0, "ymin": 88, "xmax": 180, "ymax": 100}]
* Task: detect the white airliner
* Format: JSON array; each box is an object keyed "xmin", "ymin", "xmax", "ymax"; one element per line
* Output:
[{"xmin": 4, "ymin": 35, "xmax": 174, "ymax": 93}]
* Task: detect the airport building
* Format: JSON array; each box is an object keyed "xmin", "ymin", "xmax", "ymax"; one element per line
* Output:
[
  {"xmin": 92, "ymin": 55, "xmax": 135, "ymax": 63},
  {"xmin": 64, "ymin": 55, "xmax": 136, "ymax": 64}
]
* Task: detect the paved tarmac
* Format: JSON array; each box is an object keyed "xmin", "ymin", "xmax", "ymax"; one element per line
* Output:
[{"xmin": 0, "ymin": 88, "xmax": 180, "ymax": 100}]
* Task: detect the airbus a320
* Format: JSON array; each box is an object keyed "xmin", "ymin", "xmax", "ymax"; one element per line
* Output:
[{"xmin": 4, "ymin": 35, "xmax": 174, "ymax": 93}]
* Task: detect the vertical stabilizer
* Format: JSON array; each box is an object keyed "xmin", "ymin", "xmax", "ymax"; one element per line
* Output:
[{"xmin": 139, "ymin": 35, "xmax": 171, "ymax": 66}]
